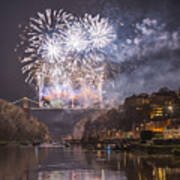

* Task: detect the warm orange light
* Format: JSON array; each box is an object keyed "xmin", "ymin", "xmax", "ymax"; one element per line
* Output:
[{"xmin": 152, "ymin": 128, "xmax": 164, "ymax": 132}]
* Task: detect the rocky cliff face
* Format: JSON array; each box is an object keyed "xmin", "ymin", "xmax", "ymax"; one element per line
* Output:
[
  {"xmin": 72, "ymin": 108, "xmax": 122, "ymax": 141},
  {"xmin": 72, "ymin": 110, "xmax": 107, "ymax": 140}
]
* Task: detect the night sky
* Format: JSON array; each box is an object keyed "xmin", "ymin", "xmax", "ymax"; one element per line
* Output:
[{"xmin": 0, "ymin": 0, "xmax": 180, "ymax": 102}]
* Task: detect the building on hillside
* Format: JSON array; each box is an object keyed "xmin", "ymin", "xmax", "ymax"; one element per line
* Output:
[
  {"xmin": 150, "ymin": 94, "xmax": 176, "ymax": 106},
  {"xmin": 163, "ymin": 129, "xmax": 180, "ymax": 139},
  {"xmin": 124, "ymin": 93, "xmax": 150, "ymax": 107},
  {"xmin": 150, "ymin": 104, "xmax": 165, "ymax": 119}
]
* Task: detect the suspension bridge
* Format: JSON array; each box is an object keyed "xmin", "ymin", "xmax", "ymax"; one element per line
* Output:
[
  {"xmin": 11, "ymin": 97, "xmax": 109, "ymax": 138},
  {"xmin": 11, "ymin": 97, "xmax": 107, "ymax": 111},
  {"xmin": 12, "ymin": 97, "xmax": 62, "ymax": 111}
]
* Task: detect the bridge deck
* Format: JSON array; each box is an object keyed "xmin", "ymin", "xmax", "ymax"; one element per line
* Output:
[
  {"xmin": 30, "ymin": 107, "xmax": 110, "ymax": 111},
  {"xmin": 12, "ymin": 97, "xmax": 113, "ymax": 111}
]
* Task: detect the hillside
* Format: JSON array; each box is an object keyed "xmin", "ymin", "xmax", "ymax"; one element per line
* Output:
[
  {"xmin": 0, "ymin": 99, "xmax": 49, "ymax": 142},
  {"xmin": 72, "ymin": 88, "xmax": 180, "ymax": 142}
]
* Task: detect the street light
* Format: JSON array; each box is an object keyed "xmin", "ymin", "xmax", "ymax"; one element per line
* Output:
[{"xmin": 168, "ymin": 105, "xmax": 173, "ymax": 112}]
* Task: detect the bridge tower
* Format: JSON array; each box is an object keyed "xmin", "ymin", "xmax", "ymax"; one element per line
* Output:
[
  {"xmin": 22, "ymin": 97, "xmax": 29, "ymax": 109},
  {"xmin": 22, "ymin": 97, "xmax": 30, "ymax": 117}
]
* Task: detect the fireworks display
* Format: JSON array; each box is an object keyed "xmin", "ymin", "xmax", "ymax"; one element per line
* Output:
[
  {"xmin": 17, "ymin": 7, "xmax": 180, "ymax": 109},
  {"xmin": 17, "ymin": 9, "xmax": 116, "ymax": 108}
]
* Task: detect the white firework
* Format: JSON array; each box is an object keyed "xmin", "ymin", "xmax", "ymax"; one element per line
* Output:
[
  {"xmin": 83, "ymin": 14, "xmax": 116, "ymax": 50},
  {"xmin": 17, "ymin": 9, "xmax": 117, "ymax": 108},
  {"xmin": 37, "ymin": 34, "xmax": 63, "ymax": 63},
  {"xmin": 63, "ymin": 22, "xmax": 89, "ymax": 53},
  {"xmin": 18, "ymin": 9, "xmax": 75, "ymax": 86},
  {"xmin": 63, "ymin": 14, "xmax": 116, "ymax": 61}
]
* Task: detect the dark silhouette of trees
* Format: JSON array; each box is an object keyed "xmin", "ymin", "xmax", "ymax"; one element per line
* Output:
[{"xmin": 0, "ymin": 99, "xmax": 49, "ymax": 142}]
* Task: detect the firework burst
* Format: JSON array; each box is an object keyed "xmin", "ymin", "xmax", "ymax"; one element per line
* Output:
[
  {"xmin": 63, "ymin": 14, "xmax": 116, "ymax": 62},
  {"xmin": 17, "ymin": 8, "xmax": 117, "ymax": 108},
  {"xmin": 18, "ymin": 9, "xmax": 74, "ymax": 85}
]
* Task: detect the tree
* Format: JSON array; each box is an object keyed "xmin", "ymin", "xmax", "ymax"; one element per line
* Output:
[{"xmin": 0, "ymin": 99, "xmax": 50, "ymax": 142}]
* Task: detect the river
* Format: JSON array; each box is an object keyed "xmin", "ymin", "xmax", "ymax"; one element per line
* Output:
[{"xmin": 0, "ymin": 146, "xmax": 180, "ymax": 180}]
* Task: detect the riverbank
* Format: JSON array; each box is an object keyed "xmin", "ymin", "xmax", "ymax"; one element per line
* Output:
[
  {"xmin": 67, "ymin": 138, "xmax": 180, "ymax": 155},
  {"xmin": 0, "ymin": 140, "xmax": 42, "ymax": 147},
  {"xmin": 131, "ymin": 143, "xmax": 180, "ymax": 154}
]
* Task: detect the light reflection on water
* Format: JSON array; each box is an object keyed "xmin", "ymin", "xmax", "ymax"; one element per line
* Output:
[
  {"xmin": 37, "ymin": 169, "xmax": 126, "ymax": 180},
  {"xmin": 0, "ymin": 146, "xmax": 180, "ymax": 180}
]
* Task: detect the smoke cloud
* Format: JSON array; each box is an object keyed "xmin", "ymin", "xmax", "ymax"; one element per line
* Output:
[{"xmin": 100, "ymin": 1, "xmax": 180, "ymax": 105}]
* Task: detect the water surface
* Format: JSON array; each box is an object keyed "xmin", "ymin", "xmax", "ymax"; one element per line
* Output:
[{"xmin": 0, "ymin": 146, "xmax": 180, "ymax": 180}]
